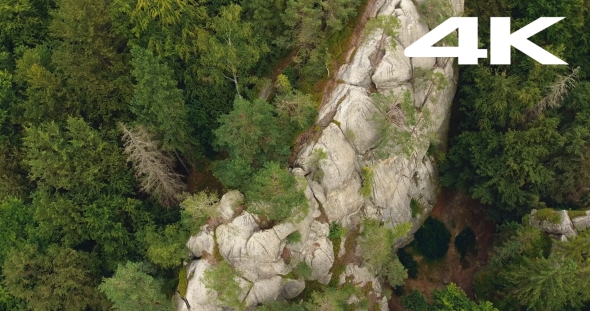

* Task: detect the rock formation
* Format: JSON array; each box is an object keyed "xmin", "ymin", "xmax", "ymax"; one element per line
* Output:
[
  {"xmin": 177, "ymin": 0, "xmax": 463, "ymax": 309},
  {"xmin": 529, "ymin": 209, "xmax": 590, "ymax": 241}
]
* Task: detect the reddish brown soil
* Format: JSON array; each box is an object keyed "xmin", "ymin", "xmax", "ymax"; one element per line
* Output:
[
  {"xmin": 186, "ymin": 159, "xmax": 226, "ymax": 195},
  {"xmin": 389, "ymin": 189, "xmax": 496, "ymax": 310}
]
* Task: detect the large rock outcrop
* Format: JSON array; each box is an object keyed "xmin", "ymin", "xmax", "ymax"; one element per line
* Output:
[{"xmin": 177, "ymin": 0, "xmax": 463, "ymax": 309}]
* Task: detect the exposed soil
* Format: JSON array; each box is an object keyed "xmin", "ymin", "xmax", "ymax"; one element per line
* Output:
[{"xmin": 389, "ymin": 189, "xmax": 496, "ymax": 310}]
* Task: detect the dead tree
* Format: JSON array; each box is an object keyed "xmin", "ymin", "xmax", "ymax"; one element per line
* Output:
[{"xmin": 120, "ymin": 123, "xmax": 185, "ymax": 208}]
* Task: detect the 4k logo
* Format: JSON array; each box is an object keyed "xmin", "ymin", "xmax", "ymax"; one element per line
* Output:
[{"xmin": 404, "ymin": 17, "xmax": 567, "ymax": 65}]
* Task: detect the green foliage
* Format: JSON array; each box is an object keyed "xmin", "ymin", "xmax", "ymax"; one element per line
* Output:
[
  {"xmin": 397, "ymin": 247, "xmax": 419, "ymax": 279},
  {"xmin": 400, "ymin": 290, "xmax": 429, "ymax": 311},
  {"xmin": 98, "ymin": 261, "xmax": 170, "ymax": 311},
  {"xmin": 414, "ymin": 217, "xmax": 451, "ymax": 261},
  {"xmin": 179, "ymin": 191, "xmax": 221, "ymax": 232},
  {"xmin": 256, "ymin": 301, "xmax": 305, "ymax": 311},
  {"xmin": 417, "ymin": 0, "xmax": 457, "ymax": 45},
  {"xmin": 568, "ymin": 209, "xmax": 589, "ymax": 219},
  {"xmin": 370, "ymin": 89, "xmax": 434, "ymax": 159},
  {"xmin": 431, "ymin": 283, "xmax": 498, "ymax": 311},
  {"xmin": 441, "ymin": 3, "xmax": 590, "ymax": 218},
  {"xmin": 401, "ymin": 285, "xmax": 498, "ymax": 311},
  {"xmin": 328, "ymin": 223, "xmax": 344, "ymax": 241},
  {"xmin": 358, "ymin": 219, "xmax": 411, "ymax": 278},
  {"xmin": 474, "ymin": 223, "xmax": 585, "ymax": 310},
  {"xmin": 413, "ymin": 68, "xmax": 450, "ymax": 103},
  {"xmin": 360, "ymin": 166, "xmax": 374, "ymax": 198},
  {"xmin": 130, "ymin": 46, "xmax": 192, "ymax": 153},
  {"xmin": 0, "ymin": 198, "xmax": 33, "ymax": 265},
  {"xmin": 454, "ymin": 227, "xmax": 476, "ymax": 259},
  {"xmin": 22, "ymin": 117, "xmax": 148, "ymax": 270},
  {"xmin": 202, "ymin": 261, "xmax": 244, "ymax": 310},
  {"xmin": 293, "ymin": 262, "xmax": 313, "ymax": 280},
  {"xmin": 177, "ymin": 265, "xmax": 189, "ymax": 298},
  {"xmin": 275, "ymin": 90, "xmax": 317, "ymax": 133},
  {"xmin": 286, "ymin": 231, "xmax": 302, "ymax": 244},
  {"xmin": 500, "ymin": 257, "xmax": 589, "ymax": 311},
  {"xmin": 197, "ymin": 4, "xmax": 268, "ymax": 96},
  {"xmin": 364, "ymin": 15, "xmax": 401, "ymax": 42},
  {"xmin": 410, "ymin": 198, "xmax": 423, "ymax": 218},
  {"xmin": 141, "ymin": 224, "xmax": 189, "ymax": 269},
  {"xmin": 213, "ymin": 97, "xmax": 289, "ymax": 189},
  {"xmin": 3, "ymin": 244, "xmax": 107, "ymax": 311},
  {"xmin": 534, "ymin": 208, "xmax": 562, "ymax": 224},
  {"xmin": 303, "ymin": 287, "xmax": 351, "ymax": 311},
  {"xmin": 246, "ymin": 162, "xmax": 309, "ymax": 222}
]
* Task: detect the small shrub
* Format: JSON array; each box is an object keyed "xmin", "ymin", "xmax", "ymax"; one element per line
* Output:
[
  {"xmin": 179, "ymin": 191, "xmax": 220, "ymax": 232},
  {"xmin": 328, "ymin": 223, "xmax": 344, "ymax": 241},
  {"xmin": 400, "ymin": 289, "xmax": 429, "ymax": 311},
  {"xmin": 310, "ymin": 148, "xmax": 328, "ymax": 182},
  {"xmin": 397, "ymin": 248, "xmax": 418, "ymax": 279},
  {"xmin": 414, "ymin": 217, "xmax": 451, "ymax": 261},
  {"xmin": 535, "ymin": 208, "xmax": 562, "ymax": 224},
  {"xmin": 293, "ymin": 262, "xmax": 313, "ymax": 280},
  {"xmin": 358, "ymin": 219, "xmax": 412, "ymax": 273},
  {"xmin": 454, "ymin": 227, "xmax": 477, "ymax": 259},
  {"xmin": 360, "ymin": 166, "xmax": 374, "ymax": 198},
  {"xmin": 427, "ymin": 141, "xmax": 437, "ymax": 156},
  {"xmin": 246, "ymin": 162, "xmax": 309, "ymax": 222},
  {"xmin": 286, "ymin": 231, "xmax": 302, "ymax": 244},
  {"xmin": 410, "ymin": 198, "xmax": 423, "ymax": 218},
  {"xmin": 202, "ymin": 261, "xmax": 244, "ymax": 310}
]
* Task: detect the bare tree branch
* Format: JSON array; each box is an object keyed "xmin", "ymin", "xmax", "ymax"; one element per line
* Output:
[
  {"xmin": 120, "ymin": 123, "xmax": 185, "ymax": 208},
  {"xmin": 526, "ymin": 67, "xmax": 580, "ymax": 121}
]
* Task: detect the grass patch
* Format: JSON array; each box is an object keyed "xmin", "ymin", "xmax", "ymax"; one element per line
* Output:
[
  {"xmin": 414, "ymin": 217, "xmax": 451, "ymax": 261},
  {"xmin": 535, "ymin": 208, "xmax": 562, "ymax": 224},
  {"xmin": 177, "ymin": 265, "xmax": 189, "ymax": 297},
  {"xmin": 286, "ymin": 231, "xmax": 302, "ymax": 244},
  {"xmin": 360, "ymin": 166, "xmax": 374, "ymax": 198},
  {"xmin": 568, "ymin": 209, "xmax": 589, "ymax": 219}
]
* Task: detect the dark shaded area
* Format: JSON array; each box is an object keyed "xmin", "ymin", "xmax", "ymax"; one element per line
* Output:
[{"xmin": 414, "ymin": 217, "xmax": 451, "ymax": 261}]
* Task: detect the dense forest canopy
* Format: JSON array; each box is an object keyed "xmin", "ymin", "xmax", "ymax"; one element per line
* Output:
[
  {"xmin": 0, "ymin": 0, "xmax": 364, "ymax": 309},
  {"xmin": 442, "ymin": 0, "xmax": 590, "ymax": 220}
]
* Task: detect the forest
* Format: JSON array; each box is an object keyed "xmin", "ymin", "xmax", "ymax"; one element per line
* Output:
[{"xmin": 0, "ymin": 0, "xmax": 589, "ymax": 310}]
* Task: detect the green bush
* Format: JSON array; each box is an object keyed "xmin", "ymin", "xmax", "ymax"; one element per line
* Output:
[
  {"xmin": 328, "ymin": 223, "xmax": 344, "ymax": 241},
  {"xmin": 400, "ymin": 289, "xmax": 429, "ymax": 311},
  {"xmin": 397, "ymin": 248, "xmax": 418, "ymax": 279},
  {"xmin": 293, "ymin": 262, "xmax": 313, "ymax": 280},
  {"xmin": 535, "ymin": 208, "xmax": 562, "ymax": 224},
  {"xmin": 246, "ymin": 162, "xmax": 309, "ymax": 222},
  {"xmin": 410, "ymin": 198, "xmax": 423, "ymax": 218},
  {"xmin": 414, "ymin": 217, "xmax": 451, "ymax": 261},
  {"xmin": 286, "ymin": 231, "xmax": 302, "ymax": 244},
  {"xmin": 202, "ymin": 261, "xmax": 244, "ymax": 310},
  {"xmin": 454, "ymin": 227, "xmax": 476, "ymax": 259},
  {"xmin": 360, "ymin": 166, "xmax": 374, "ymax": 198}
]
